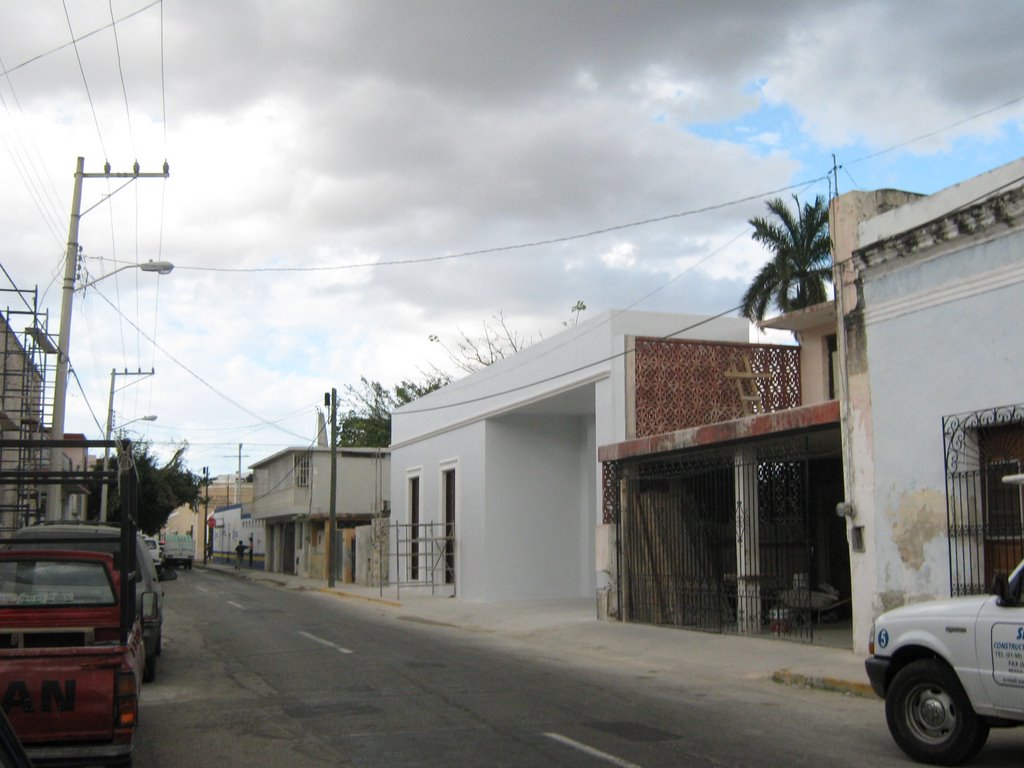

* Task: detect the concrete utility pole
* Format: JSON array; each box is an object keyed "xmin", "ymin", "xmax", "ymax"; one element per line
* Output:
[
  {"xmin": 100, "ymin": 368, "xmax": 155, "ymax": 521},
  {"xmin": 202, "ymin": 467, "xmax": 210, "ymax": 565},
  {"xmin": 47, "ymin": 157, "xmax": 169, "ymax": 521},
  {"xmin": 326, "ymin": 389, "xmax": 338, "ymax": 588}
]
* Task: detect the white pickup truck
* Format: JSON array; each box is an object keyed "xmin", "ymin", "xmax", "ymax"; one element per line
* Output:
[{"xmin": 865, "ymin": 549, "xmax": 1024, "ymax": 764}]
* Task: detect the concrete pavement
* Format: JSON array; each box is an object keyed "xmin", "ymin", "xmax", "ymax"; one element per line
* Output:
[{"xmin": 195, "ymin": 562, "xmax": 874, "ymax": 700}]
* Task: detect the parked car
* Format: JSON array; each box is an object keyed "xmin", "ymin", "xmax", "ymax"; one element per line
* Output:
[
  {"xmin": 161, "ymin": 532, "xmax": 195, "ymax": 569},
  {"xmin": 143, "ymin": 534, "xmax": 163, "ymax": 573},
  {"xmin": 5, "ymin": 522, "xmax": 166, "ymax": 683}
]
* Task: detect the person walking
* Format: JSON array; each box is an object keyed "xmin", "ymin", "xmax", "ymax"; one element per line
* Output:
[{"xmin": 235, "ymin": 539, "xmax": 246, "ymax": 570}]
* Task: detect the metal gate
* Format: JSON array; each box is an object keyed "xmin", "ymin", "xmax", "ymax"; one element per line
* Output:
[
  {"xmin": 617, "ymin": 437, "xmax": 840, "ymax": 643},
  {"xmin": 944, "ymin": 405, "xmax": 1024, "ymax": 596}
]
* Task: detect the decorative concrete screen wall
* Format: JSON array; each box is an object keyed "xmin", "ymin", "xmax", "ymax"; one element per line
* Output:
[{"xmin": 631, "ymin": 338, "xmax": 801, "ymax": 438}]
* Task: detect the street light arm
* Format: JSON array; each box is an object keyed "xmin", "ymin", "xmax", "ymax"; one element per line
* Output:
[{"xmin": 77, "ymin": 260, "xmax": 174, "ymax": 291}]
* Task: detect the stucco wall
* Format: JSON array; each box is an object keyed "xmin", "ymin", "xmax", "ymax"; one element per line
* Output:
[
  {"xmin": 483, "ymin": 414, "xmax": 594, "ymax": 601},
  {"xmin": 863, "ymin": 231, "xmax": 1024, "ymax": 605},
  {"xmin": 390, "ymin": 421, "xmax": 486, "ymax": 595}
]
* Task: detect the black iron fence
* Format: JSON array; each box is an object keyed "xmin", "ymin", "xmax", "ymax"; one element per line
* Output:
[{"xmin": 613, "ymin": 432, "xmax": 844, "ymax": 643}]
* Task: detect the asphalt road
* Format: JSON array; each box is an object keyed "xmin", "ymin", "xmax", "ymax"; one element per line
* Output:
[{"xmin": 132, "ymin": 568, "xmax": 1023, "ymax": 767}]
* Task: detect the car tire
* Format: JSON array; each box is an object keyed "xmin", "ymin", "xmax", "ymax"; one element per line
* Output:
[
  {"xmin": 885, "ymin": 658, "xmax": 989, "ymax": 765},
  {"xmin": 143, "ymin": 653, "xmax": 157, "ymax": 683}
]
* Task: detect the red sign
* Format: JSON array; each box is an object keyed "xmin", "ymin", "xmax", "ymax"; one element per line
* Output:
[{"xmin": 207, "ymin": 516, "xmax": 215, "ymax": 528}]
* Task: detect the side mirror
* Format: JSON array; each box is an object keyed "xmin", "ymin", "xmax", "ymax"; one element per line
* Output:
[{"xmin": 141, "ymin": 592, "xmax": 159, "ymax": 620}]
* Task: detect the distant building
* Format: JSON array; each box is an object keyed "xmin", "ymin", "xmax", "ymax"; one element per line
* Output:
[{"xmin": 249, "ymin": 447, "xmax": 389, "ymax": 581}]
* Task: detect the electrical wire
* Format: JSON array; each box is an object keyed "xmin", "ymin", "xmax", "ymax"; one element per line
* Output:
[
  {"xmin": 0, "ymin": 62, "xmax": 67, "ymax": 247},
  {"xmin": 0, "ymin": 1, "xmax": 162, "ymax": 79},
  {"xmin": 108, "ymin": 0, "xmax": 136, "ymax": 159},
  {"xmin": 399, "ymin": 304, "xmax": 745, "ymax": 416},
  {"xmin": 61, "ymin": 0, "xmax": 108, "ymax": 161},
  {"xmin": 842, "ymin": 95, "xmax": 1024, "ymax": 167},
  {"xmin": 173, "ymin": 176, "xmax": 831, "ymax": 273},
  {"xmin": 86, "ymin": 287, "xmax": 309, "ymax": 442}
]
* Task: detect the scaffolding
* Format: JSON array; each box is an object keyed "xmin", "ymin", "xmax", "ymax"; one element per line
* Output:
[
  {"xmin": 387, "ymin": 521, "xmax": 455, "ymax": 598},
  {"xmin": 0, "ymin": 272, "xmax": 56, "ymax": 533}
]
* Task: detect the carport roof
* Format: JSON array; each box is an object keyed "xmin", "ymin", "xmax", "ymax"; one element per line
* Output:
[{"xmin": 598, "ymin": 400, "xmax": 840, "ymax": 463}]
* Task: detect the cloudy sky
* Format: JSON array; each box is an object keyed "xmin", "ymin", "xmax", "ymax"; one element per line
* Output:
[{"xmin": 1, "ymin": 1, "xmax": 1022, "ymax": 477}]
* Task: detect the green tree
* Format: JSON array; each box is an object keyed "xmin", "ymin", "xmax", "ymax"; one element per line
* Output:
[
  {"xmin": 337, "ymin": 375, "xmax": 449, "ymax": 448},
  {"xmin": 740, "ymin": 194, "xmax": 832, "ymax": 322},
  {"xmin": 90, "ymin": 441, "xmax": 201, "ymax": 534}
]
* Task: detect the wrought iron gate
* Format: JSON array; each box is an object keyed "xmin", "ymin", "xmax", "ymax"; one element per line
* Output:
[
  {"xmin": 616, "ymin": 437, "xmax": 841, "ymax": 643},
  {"xmin": 944, "ymin": 405, "xmax": 1024, "ymax": 596}
]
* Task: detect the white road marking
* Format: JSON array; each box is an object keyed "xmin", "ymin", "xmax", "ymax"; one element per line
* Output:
[
  {"xmin": 298, "ymin": 630, "xmax": 354, "ymax": 654},
  {"xmin": 196, "ymin": 586, "xmax": 209, "ymax": 593},
  {"xmin": 543, "ymin": 733, "xmax": 643, "ymax": 768},
  {"xmin": 227, "ymin": 601, "xmax": 245, "ymax": 610}
]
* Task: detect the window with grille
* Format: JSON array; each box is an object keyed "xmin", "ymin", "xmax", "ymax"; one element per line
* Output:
[{"xmin": 294, "ymin": 453, "xmax": 310, "ymax": 487}]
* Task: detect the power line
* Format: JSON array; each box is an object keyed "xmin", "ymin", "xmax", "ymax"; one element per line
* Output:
[
  {"xmin": 85, "ymin": 286, "xmax": 310, "ymax": 442},
  {"xmin": 173, "ymin": 176, "xmax": 830, "ymax": 274},
  {"xmin": 399, "ymin": 304, "xmax": 745, "ymax": 416},
  {"xmin": 108, "ymin": 0, "xmax": 136, "ymax": 158},
  {"xmin": 0, "ymin": 1, "xmax": 162, "ymax": 80},
  {"xmin": 842, "ymin": 94, "xmax": 1024, "ymax": 167},
  {"xmin": 61, "ymin": 0, "xmax": 108, "ymax": 160},
  {"xmin": 0, "ymin": 60, "xmax": 67, "ymax": 247}
]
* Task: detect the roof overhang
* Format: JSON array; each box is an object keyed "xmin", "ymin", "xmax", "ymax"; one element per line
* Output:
[
  {"xmin": 757, "ymin": 301, "xmax": 837, "ymax": 333},
  {"xmin": 599, "ymin": 400, "xmax": 841, "ymax": 463}
]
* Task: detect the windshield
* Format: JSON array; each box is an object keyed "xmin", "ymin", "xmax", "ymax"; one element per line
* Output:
[{"xmin": 0, "ymin": 559, "xmax": 116, "ymax": 607}]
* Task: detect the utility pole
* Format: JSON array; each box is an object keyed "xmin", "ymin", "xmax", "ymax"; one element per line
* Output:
[
  {"xmin": 202, "ymin": 466, "xmax": 210, "ymax": 565},
  {"xmin": 47, "ymin": 156, "xmax": 169, "ymax": 521},
  {"xmin": 100, "ymin": 367, "xmax": 155, "ymax": 521},
  {"xmin": 325, "ymin": 389, "xmax": 338, "ymax": 588}
]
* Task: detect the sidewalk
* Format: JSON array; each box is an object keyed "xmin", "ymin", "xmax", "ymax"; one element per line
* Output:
[{"xmin": 197, "ymin": 562, "xmax": 874, "ymax": 699}]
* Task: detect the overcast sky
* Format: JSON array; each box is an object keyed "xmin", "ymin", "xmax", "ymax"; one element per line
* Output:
[{"xmin": 1, "ymin": 1, "xmax": 1022, "ymax": 478}]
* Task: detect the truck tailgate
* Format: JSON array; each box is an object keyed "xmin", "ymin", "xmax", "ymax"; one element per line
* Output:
[{"xmin": 0, "ymin": 646, "xmax": 121, "ymax": 744}]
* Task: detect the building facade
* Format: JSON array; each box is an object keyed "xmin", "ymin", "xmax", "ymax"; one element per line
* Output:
[
  {"xmin": 249, "ymin": 446, "xmax": 389, "ymax": 581},
  {"xmin": 835, "ymin": 158, "xmax": 1024, "ymax": 652},
  {"xmin": 389, "ymin": 310, "xmax": 751, "ymax": 602}
]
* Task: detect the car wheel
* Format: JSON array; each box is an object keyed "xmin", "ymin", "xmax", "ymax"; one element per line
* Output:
[
  {"xmin": 143, "ymin": 653, "xmax": 157, "ymax": 683},
  {"xmin": 885, "ymin": 658, "xmax": 989, "ymax": 765}
]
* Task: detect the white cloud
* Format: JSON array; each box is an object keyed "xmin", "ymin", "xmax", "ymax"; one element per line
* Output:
[{"xmin": 600, "ymin": 243, "xmax": 637, "ymax": 269}]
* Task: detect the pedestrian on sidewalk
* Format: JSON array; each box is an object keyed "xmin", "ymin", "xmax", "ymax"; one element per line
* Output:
[{"xmin": 235, "ymin": 539, "xmax": 246, "ymax": 570}]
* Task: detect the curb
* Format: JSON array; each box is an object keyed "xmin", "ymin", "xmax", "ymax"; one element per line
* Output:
[
  {"xmin": 771, "ymin": 669, "xmax": 874, "ymax": 698},
  {"xmin": 318, "ymin": 587, "xmax": 402, "ymax": 608}
]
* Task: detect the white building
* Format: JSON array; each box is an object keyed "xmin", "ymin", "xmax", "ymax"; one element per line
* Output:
[
  {"xmin": 389, "ymin": 310, "xmax": 750, "ymax": 602},
  {"xmin": 834, "ymin": 157, "xmax": 1024, "ymax": 652},
  {"xmin": 249, "ymin": 446, "xmax": 389, "ymax": 580}
]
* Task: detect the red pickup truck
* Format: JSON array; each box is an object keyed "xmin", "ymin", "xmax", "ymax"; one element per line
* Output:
[{"xmin": 0, "ymin": 549, "xmax": 144, "ymax": 767}]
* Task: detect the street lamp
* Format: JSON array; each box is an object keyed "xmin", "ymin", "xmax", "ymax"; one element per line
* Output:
[
  {"xmin": 47, "ymin": 258, "xmax": 174, "ymax": 521},
  {"xmin": 99, "ymin": 413, "xmax": 157, "ymax": 523},
  {"xmin": 79, "ymin": 260, "xmax": 175, "ymax": 290}
]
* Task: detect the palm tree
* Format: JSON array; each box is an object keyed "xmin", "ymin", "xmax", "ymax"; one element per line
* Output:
[{"xmin": 740, "ymin": 194, "xmax": 832, "ymax": 322}]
